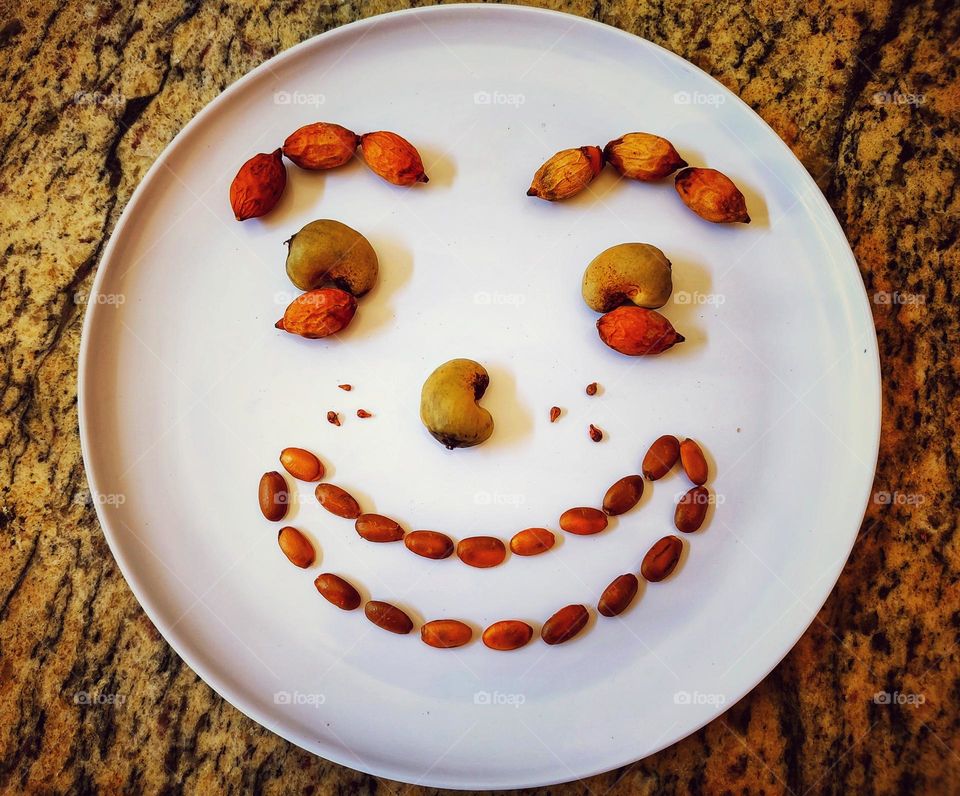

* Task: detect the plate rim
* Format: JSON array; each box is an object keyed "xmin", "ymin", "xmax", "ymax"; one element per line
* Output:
[{"xmin": 77, "ymin": 3, "xmax": 882, "ymax": 788}]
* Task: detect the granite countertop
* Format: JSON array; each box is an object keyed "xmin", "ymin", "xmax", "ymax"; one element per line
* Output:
[{"xmin": 1, "ymin": 0, "xmax": 958, "ymax": 792}]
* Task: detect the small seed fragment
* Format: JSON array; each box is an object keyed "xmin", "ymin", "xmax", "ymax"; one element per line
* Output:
[
  {"xmin": 675, "ymin": 167, "xmax": 750, "ymax": 224},
  {"xmin": 589, "ymin": 424, "xmax": 603, "ymax": 442},
  {"xmin": 675, "ymin": 485, "xmax": 710, "ymax": 533},
  {"xmin": 598, "ymin": 573, "xmax": 639, "ymax": 617},
  {"xmin": 230, "ymin": 149, "xmax": 286, "ymax": 221},
  {"xmin": 549, "ymin": 406, "xmax": 561, "ymax": 423},
  {"xmin": 586, "ymin": 382, "xmax": 598, "ymax": 396},
  {"xmin": 356, "ymin": 409, "xmax": 372, "ymax": 418},
  {"xmin": 642, "ymin": 435, "xmax": 680, "ymax": 480},
  {"xmin": 457, "ymin": 536, "xmax": 507, "ymax": 568},
  {"xmin": 509, "ymin": 528, "xmax": 556, "ymax": 556},
  {"xmin": 327, "ymin": 411, "xmax": 340, "ymax": 426},
  {"xmin": 258, "ymin": 471, "xmax": 288, "ymax": 521},
  {"xmin": 680, "ymin": 438, "xmax": 709, "ymax": 485},
  {"xmin": 338, "ymin": 384, "xmax": 352, "ymax": 391},
  {"xmin": 279, "ymin": 447, "xmax": 324, "ymax": 482},
  {"xmin": 602, "ymin": 475, "xmax": 645, "ymax": 515},
  {"xmin": 314, "ymin": 483, "xmax": 361, "ymax": 519},
  {"xmin": 527, "ymin": 146, "xmax": 604, "ymax": 201},
  {"xmin": 597, "ymin": 306, "xmax": 684, "ymax": 356},
  {"xmin": 364, "ymin": 600, "xmax": 413, "ymax": 634},
  {"xmin": 355, "ymin": 513, "xmax": 404, "ymax": 543},
  {"xmin": 314, "ymin": 573, "xmax": 361, "ymax": 610},
  {"xmin": 559, "ymin": 507, "xmax": 608, "ymax": 535},
  {"xmin": 405, "ymin": 530, "xmax": 455, "ymax": 559},
  {"xmin": 482, "ymin": 620, "xmax": 534, "ymax": 651},
  {"xmin": 641, "ymin": 535, "xmax": 683, "ymax": 582},
  {"xmin": 278, "ymin": 527, "xmax": 315, "ymax": 568},
  {"xmin": 541, "ymin": 604, "xmax": 589, "ymax": 645},
  {"xmin": 421, "ymin": 619, "xmax": 472, "ymax": 649}
]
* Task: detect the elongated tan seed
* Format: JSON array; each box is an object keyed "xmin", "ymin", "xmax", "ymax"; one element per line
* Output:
[
  {"xmin": 279, "ymin": 447, "xmax": 324, "ymax": 482},
  {"xmin": 541, "ymin": 605, "xmax": 589, "ymax": 645},
  {"xmin": 457, "ymin": 536, "xmax": 506, "ymax": 568},
  {"xmin": 355, "ymin": 513, "xmax": 404, "ymax": 542},
  {"xmin": 559, "ymin": 507, "xmax": 608, "ymax": 535},
  {"xmin": 602, "ymin": 475, "xmax": 645, "ymax": 516},
  {"xmin": 675, "ymin": 486, "xmax": 710, "ymax": 533},
  {"xmin": 641, "ymin": 535, "xmax": 683, "ymax": 582},
  {"xmin": 482, "ymin": 620, "xmax": 534, "ymax": 651},
  {"xmin": 642, "ymin": 435, "xmax": 680, "ymax": 480},
  {"xmin": 258, "ymin": 471, "xmax": 288, "ymax": 521},
  {"xmin": 314, "ymin": 483, "xmax": 361, "ymax": 519},
  {"xmin": 421, "ymin": 619, "xmax": 472, "ymax": 648},
  {"xmin": 314, "ymin": 573, "xmax": 361, "ymax": 610},
  {"xmin": 405, "ymin": 530, "xmax": 455, "ymax": 559},
  {"xmin": 364, "ymin": 600, "xmax": 413, "ymax": 634},
  {"xmin": 278, "ymin": 527, "xmax": 315, "ymax": 568},
  {"xmin": 509, "ymin": 528, "xmax": 555, "ymax": 556},
  {"xmin": 679, "ymin": 438, "xmax": 709, "ymax": 485},
  {"xmin": 598, "ymin": 574, "xmax": 639, "ymax": 617}
]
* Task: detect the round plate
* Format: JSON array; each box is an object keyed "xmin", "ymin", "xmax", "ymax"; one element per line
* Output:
[{"xmin": 79, "ymin": 5, "xmax": 880, "ymax": 789}]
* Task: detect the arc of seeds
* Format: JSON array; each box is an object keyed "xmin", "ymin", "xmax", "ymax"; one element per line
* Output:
[{"xmin": 257, "ymin": 435, "xmax": 715, "ymax": 650}]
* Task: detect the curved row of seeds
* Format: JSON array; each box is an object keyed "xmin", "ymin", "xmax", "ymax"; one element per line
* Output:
[{"xmin": 258, "ymin": 435, "xmax": 713, "ymax": 569}]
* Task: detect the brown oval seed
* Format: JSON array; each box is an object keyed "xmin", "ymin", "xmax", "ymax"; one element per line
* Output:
[
  {"xmin": 510, "ymin": 528, "xmax": 556, "ymax": 556},
  {"xmin": 598, "ymin": 573, "xmax": 639, "ymax": 617},
  {"xmin": 314, "ymin": 573, "xmax": 361, "ymax": 610},
  {"xmin": 258, "ymin": 471, "xmax": 288, "ymax": 521},
  {"xmin": 641, "ymin": 535, "xmax": 684, "ymax": 582},
  {"xmin": 457, "ymin": 536, "xmax": 507, "ymax": 568},
  {"xmin": 277, "ymin": 527, "xmax": 315, "ymax": 568},
  {"xmin": 355, "ymin": 513, "xmax": 404, "ymax": 542},
  {"xmin": 559, "ymin": 507, "xmax": 608, "ymax": 535},
  {"xmin": 680, "ymin": 438, "xmax": 709, "ymax": 485},
  {"xmin": 279, "ymin": 447, "xmax": 324, "ymax": 481},
  {"xmin": 364, "ymin": 600, "xmax": 413, "ymax": 634},
  {"xmin": 642, "ymin": 435, "xmax": 680, "ymax": 480},
  {"xmin": 549, "ymin": 406, "xmax": 561, "ymax": 423},
  {"xmin": 421, "ymin": 619, "xmax": 473, "ymax": 649},
  {"xmin": 405, "ymin": 530, "xmax": 455, "ymax": 559},
  {"xmin": 675, "ymin": 485, "xmax": 710, "ymax": 533},
  {"xmin": 589, "ymin": 423, "xmax": 603, "ymax": 442},
  {"xmin": 314, "ymin": 483, "xmax": 361, "ymax": 519},
  {"xmin": 541, "ymin": 604, "xmax": 589, "ymax": 645},
  {"xmin": 602, "ymin": 475, "xmax": 645, "ymax": 516},
  {"xmin": 482, "ymin": 620, "xmax": 534, "ymax": 651}
]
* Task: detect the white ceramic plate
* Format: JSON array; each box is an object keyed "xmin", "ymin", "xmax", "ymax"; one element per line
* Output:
[{"xmin": 79, "ymin": 5, "xmax": 880, "ymax": 789}]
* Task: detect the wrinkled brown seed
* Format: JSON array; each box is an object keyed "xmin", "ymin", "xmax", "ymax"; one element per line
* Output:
[
  {"xmin": 405, "ymin": 530, "xmax": 455, "ymax": 559},
  {"xmin": 559, "ymin": 507, "xmax": 608, "ymax": 535},
  {"xmin": 598, "ymin": 574, "xmax": 639, "ymax": 617},
  {"xmin": 549, "ymin": 406, "xmax": 561, "ymax": 423},
  {"xmin": 641, "ymin": 535, "xmax": 683, "ymax": 582},
  {"xmin": 277, "ymin": 527, "xmax": 315, "ymax": 568},
  {"xmin": 642, "ymin": 435, "xmax": 680, "ymax": 480},
  {"xmin": 357, "ymin": 409, "xmax": 372, "ymax": 418},
  {"xmin": 482, "ymin": 620, "xmax": 534, "ymax": 651},
  {"xmin": 541, "ymin": 604, "xmax": 589, "ymax": 645},
  {"xmin": 355, "ymin": 513, "xmax": 404, "ymax": 542},
  {"xmin": 602, "ymin": 475, "xmax": 645, "ymax": 516},
  {"xmin": 314, "ymin": 573, "xmax": 361, "ymax": 610},
  {"xmin": 421, "ymin": 619, "xmax": 473, "ymax": 648},
  {"xmin": 675, "ymin": 485, "xmax": 710, "ymax": 533},
  {"xmin": 509, "ymin": 528, "xmax": 556, "ymax": 556},
  {"xmin": 589, "ymin": 424, "xmax": 603, "ymax": 442},
  {"xmin": 457, "ymin": 536, "xmax": 507, "ymax": 568},
  {"xmin": 680, "ymin": 438, "xmax": 709, "ymax": 485},
  {"xmin": 326, "ymin": 411, "xmax": 340, "ymax": 426},
  {"xmin": 314, "ymin": 483, "xmax": 361, "ymax": 519},
  {"xmin": 279, "ymin": 447, "xmax": 324, "ymax": 482},
  {"xmin": 258, "ymin": 471, "xmax": 288, "ymax": 521},
  {"xmin": 586, "ymin": 382, "xmax": 598, "ymax": 396},
  {"xmin": 338, "ymin": 384, "xmax": 352, "ymax": 391},
  {"xmin": 364, "ymin": 600, "xmax": 413, "ymax": 634}
]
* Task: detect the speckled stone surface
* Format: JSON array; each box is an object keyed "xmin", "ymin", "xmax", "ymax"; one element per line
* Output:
[{"xmin": 1, "ymin": 0, "xmax": 958, "ymax": 793}]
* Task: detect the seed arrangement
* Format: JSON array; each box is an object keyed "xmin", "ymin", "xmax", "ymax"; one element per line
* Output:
[
  {"xmin": 234, "ymin": 120, "xmax": 739, "ymax": 651},
  {"xmin": 257, "ymin": 434, "xmax": 716, "ymax": 650}
]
